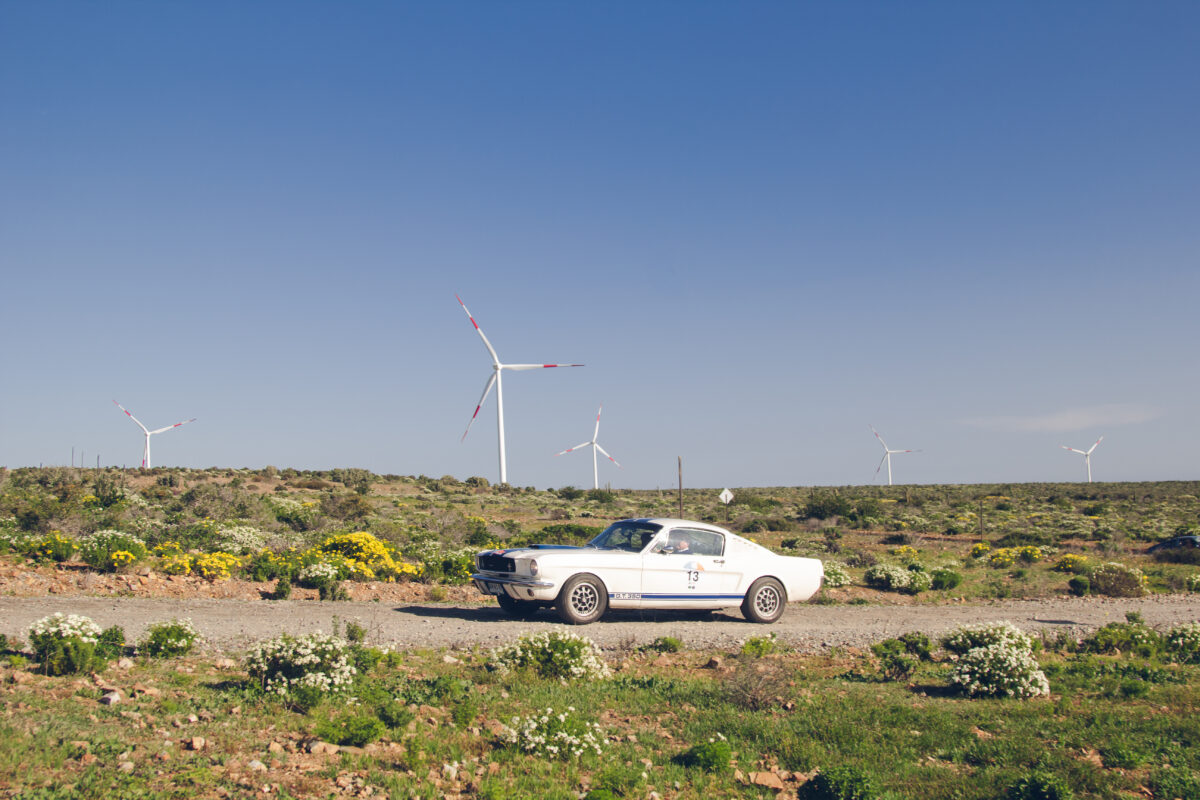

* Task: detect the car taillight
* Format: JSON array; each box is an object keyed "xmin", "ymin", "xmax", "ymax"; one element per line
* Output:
[{"xmin": 529, "ymin": 559, "xmax": 538, "ymax": 576}]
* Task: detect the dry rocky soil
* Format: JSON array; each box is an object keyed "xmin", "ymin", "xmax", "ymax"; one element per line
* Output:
[{"xmin": 4, "ymin": 559, "xmax": 1200, "ymax": 653}]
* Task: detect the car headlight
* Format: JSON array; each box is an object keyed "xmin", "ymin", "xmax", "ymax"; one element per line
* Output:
[{"xmin": 529, "ymin": 559, "xmax": 538, "ymax": 576}]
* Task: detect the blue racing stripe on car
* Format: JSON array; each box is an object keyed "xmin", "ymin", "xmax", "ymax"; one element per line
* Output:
[{"xmin": 643, "ymin": 594, "xmax": 744, "ymax": 599}]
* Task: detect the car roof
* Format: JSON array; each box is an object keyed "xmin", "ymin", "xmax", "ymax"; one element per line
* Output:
[{"xmin": 629, "ymin": 518, "xmax": 735, "ymax": 535}]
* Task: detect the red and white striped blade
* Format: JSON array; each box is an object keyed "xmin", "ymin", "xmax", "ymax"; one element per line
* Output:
[
  {"xmin": 114, "ymin": 400, "xmax": 149, "ymax": 433},
  {"xmin": 596, "ymin": 444, "xmax": 621, "ymax": 468},
  {"xmin": 462, "ymin": 373, "xmax": 498, "ymax": 441},
  {"xmin": 506, "ymin": 363, "xmax": 585, "ymax": 371},
  {"xmin": 456, "ymin": 295, "xmax": 501, "ymax": 365},
  {"xmin": 874, "ymin": 453, "xmax": 888, "ymax": 477},
  {"xmin": 1062, "ymin": 446, "xmax": 1086, "ymax": 455},
  {"xmin": 593, "ymin": 405, "xmax": 603, "ymax": 439},
  {"xmin": 1087, "ymin": 436, "xmax": 1104, "ymax": 454},
  {"xmin": 869, "ymin": 425, "xmax": 889, "ymax": 451},
  {"xmin": 555, "ymin": 442, "xmax": 592, "ymax": 457},
  {"xmin": 150, "ymin": 418, "xmax": 196, "ymax": 435}
]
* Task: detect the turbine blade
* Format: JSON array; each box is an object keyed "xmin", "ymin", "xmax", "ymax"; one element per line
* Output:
[
  {"xmin": 1087, "ymin": 436, "xmax": 1104, "ymax": 454},
  {"xmin": 593, "ymin": 405, "xmax": 603, "ymax": 440},
  {"xmin": 870, "ymin": 425, "xmax": 888, "ymax": 451},
  {"xmin": 505, "ymin": 363, "xmax": 585, "ymax": 370},
  {"xmin": 595, "ymin": 444, "xmax": 621, "ymax": 468},
  {"xmin": 461, "ymin": 373, "xmax": 497, "ymax": 441},
  {"xmin": 874, "ymin": 453, "xmax": 887, "ymax": 476},
  {"xmin": 555, "ymin": 442, "xmax": 592, "ymax": 456},
  {"xmin": 150, "ymin": 418, "xmax": 196, "ymax": 435},
  {"xmin": 1062, "ymin": 446, "xmax": 1086, "ymax": 455},
  {"xmin": 456, "ymin": 295, "xmax": 502, "ymax": 365},
  {"xmin": 114, "ymin": 400, "xmax": 149, "ymax": 434}
]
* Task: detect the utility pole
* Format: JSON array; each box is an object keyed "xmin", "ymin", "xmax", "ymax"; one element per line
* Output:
[{"xmin": 677, "ymin": 457, "xmax": 683, "ymax": 518}]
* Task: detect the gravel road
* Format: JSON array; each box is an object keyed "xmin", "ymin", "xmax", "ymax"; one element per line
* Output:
[{"xmin": 4, "ymin": 594, "xmax": 1199, "ymax": 653}]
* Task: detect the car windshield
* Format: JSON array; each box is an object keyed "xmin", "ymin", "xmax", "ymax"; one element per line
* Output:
[{"xmin": 587, "ymin": 521, "xmax": 662, "ymax": 552}]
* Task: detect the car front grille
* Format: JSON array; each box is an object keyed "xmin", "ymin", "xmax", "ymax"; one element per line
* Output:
[{"xmin": 478, "ymin": 554, "xmax": 516, "ymax": 573}]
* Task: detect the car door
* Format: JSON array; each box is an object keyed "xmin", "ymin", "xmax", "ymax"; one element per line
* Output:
[{"xmin": 640, "ymin": 527, "xmax": 743, "ymax": 607}]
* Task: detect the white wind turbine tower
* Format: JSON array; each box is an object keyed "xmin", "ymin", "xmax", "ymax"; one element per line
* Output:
[
  {"xmin": 870, "ymin": 425, "xmax": 919, "ymax": 486},
  {"xmin": 113, "ymin": 400, "xmax": 196, "ymax": 468},
  {"xmin": 555, "ymin": 405, "xmax": 622, "ymax": 490},
  {"xmin": 1062, "ymin": 435, "xmax": 1104, "ymax": 483},
  {"xmin": 457, "ymin": 295, "xmax": 583, "ymax": 485}
]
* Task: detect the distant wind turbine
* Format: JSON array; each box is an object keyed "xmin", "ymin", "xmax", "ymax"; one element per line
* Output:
[
  {"xmin": 870, "ymin": 425, "xmax": 919, "ymax": 486},
  {"xmin": 555, "ymin": 405, "xmax": 622, "ymax": 490},
  {"xmin": 113, "ymin": 401, "xmax": 195, "ymax": 468},
  {"xmin": 1062, "ymin": 435, "xmax": 1103, "ymax": 483},
  {"xmin": 457, "ymin": 295, "xmax": 583, "ymax": 485}
]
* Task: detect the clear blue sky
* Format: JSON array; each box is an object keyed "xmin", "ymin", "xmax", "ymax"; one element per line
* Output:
[{"xmin": 2, "ymin": 2, "xmax": 1197, "ymax": 489}]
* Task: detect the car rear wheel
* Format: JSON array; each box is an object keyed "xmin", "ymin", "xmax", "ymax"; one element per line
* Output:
[
  {"xmin": 741, "ymin": 577, "xmax": 786, "ymax": 623},
  {"xmin": 556, "ymin": 574, "xmax": 608, "ymax": 625},
  {"xmin": 497, "ymin": 593, "xmax": 542, "ymax": 619}
]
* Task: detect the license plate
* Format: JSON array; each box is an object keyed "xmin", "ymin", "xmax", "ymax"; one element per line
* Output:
[{"xmin": 486, "ymin": 582, "xmax": 505, "ymax": 594}]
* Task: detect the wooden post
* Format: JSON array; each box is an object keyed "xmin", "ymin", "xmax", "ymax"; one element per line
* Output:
[{"xmin": 978, "ymin": 497, "xmax": 985, "ymax": 542}]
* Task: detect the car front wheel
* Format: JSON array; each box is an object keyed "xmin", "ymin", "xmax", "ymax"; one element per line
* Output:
[
  {"xmin": 741, "ymin": 577, "xmax": 786, "ymax": 623},
  {"xmin": 556, "ymin": 574, "xmax": 608, "ymax": 625}
]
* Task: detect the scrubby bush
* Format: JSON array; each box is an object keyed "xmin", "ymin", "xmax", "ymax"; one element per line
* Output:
[
  {"xmin": 1005, "ymin": 770, "xmax": 1075, "ymax": 800},
  {"xmin": 676, "ymin": 736, "xmax": 732, "ymax": 773},
  {"xmin": 1089, "ymin": 562, "xmax": 1147, "ymax": 597},
  {"xmin": 314, "ymin": 711, "xmax": 386, "ymax": 747},
  {"xmin": 26, "ymin": 531, "xmax": 77, "ymax": 563},
  {"xmin": 1053, "ymin": 554, "xmax": 1089, "ymax": 574},
  {"xmin": 194, "ymin": 552, "xmax": 240, "ymax": 581},
  {"xmin": 96, "ymin": 625, "xmax": 126, "ymax": 660},
  {"xmin": 1068, "ymin": 576, "xmax": 1090, "ymax": 596},
  {"xmin": 139, "ymin": 619, "xmax": 200, "ymax": 658},
  {"xmin": 864, "ymin": 563, "xmax": 927, "ymax": 594},
  {"xmin": 950, "ymin": 642, "xmax": 1049, "ymax": 698},
  {"xmin": 930, "ymin": 567, "xmax": 962, "ymax": 590},
  {"xmin": 822, "ymin": 562, "xmax": 851, "ymax": 588},
  {"xmin": 1186, "ymin": 574, "xmax": 1200, "ymax": 593},
  {"xmin": 942, "ymin": 621, "xmax": 1034, "ymax": 656},
  {"xmin": 1165, "ymin": 622, "xmax": 1200, "ymax": 664},
  {"xmin": 648, "ymin": 636, "xmax": 683, "ymax": 653},
  {"xmin": 488, "ymin": 630, "xmax": 610, "ymax": 681},
  {"xmin": 78, "ymin": 530, "xmax": 147, "ymax": 571},
  {"xmin": 740, "ymin": 633, "xmax": 777, "ymax": 657},
  {"xmin": 245, "ymin": 632, "xmax": 356, "ymax": 708},
  {"xmin": 497, "ymin": 706, "xmax": 605, "ymax": 760},
  {"xmin": 27, "ymin": 613, "xmax": 105, "ymax": 675},
  {"xmin": 798, "ymin": 765, "xmax": 878, "ymax": 800},
  {"xmin": 1080, "ymin": 621, "xmax": 1162, "ymax": 658}
]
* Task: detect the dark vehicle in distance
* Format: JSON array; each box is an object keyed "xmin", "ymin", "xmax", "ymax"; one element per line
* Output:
[{"xmin": 1146, "ymin": 535, "xmax": 1200, "ymax": 553}]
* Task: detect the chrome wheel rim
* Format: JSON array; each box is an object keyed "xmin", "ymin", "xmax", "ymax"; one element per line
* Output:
[
  {"xmin": 569, "ymin": 582, "xmax": 600, "ymax": 616},
  {"xmin": 754, "ymin": 585, "xmax": 781, "ymax": 617}
]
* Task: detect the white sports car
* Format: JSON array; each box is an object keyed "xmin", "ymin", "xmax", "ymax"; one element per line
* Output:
[{"xmin": 471, "ymin": 518, "xmax": 823, "ymax": 624}]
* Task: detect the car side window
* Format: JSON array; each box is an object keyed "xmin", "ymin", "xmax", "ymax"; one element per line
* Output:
[{"xmin": 674, "ymin": 528, "xmax": 724, "ymax": 557}]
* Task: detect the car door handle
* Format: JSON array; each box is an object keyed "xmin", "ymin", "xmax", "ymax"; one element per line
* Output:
[{"xmin": 713, "ymin": 559, "xmax": 725, "ymax": 564}]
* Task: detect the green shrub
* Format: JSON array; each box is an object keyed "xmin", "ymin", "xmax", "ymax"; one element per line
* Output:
[
  {"xmin": 942, "ymin": 621, "xmax": 1034, "ymax": 655},
  {"xmin": 271, "ymin": 573, "xmax": 292, "ymax": 600},
  {"xmin": 1149, "ymin": 766, "xmax": 1200, "ymax": 800},
  {"xmin": 675, "ymin": 737, "xmax": 732, "ymax": 773},
  {"xmin": 1079, "ymin": 622, "xmax": 1162, "ymax": 658},
  {"xmin": 822, "ymin": 562, "xmax": 852, "ymax": 588},
  {"xmin": 648, "ymin": 636, "xmax": 683, "ymax": 653},
  {"xmin": 139, "ymin": 619, "xmax": 200, "ymax": 658},
  {"xmin": 950, "ymin": 643, "xmax": 1049, "ymax": 698},
  {"xmin": 26, "ymin": 532, "xmax": 78, "ymax": 563},
  {"xmin": 1089, "ymin": 562, "xmax": 1146, "ymax": 597},
  {"xmin": 930, "ymin": 567, "xmax": 962, "ymax": 590},
  {"xmin": 1068, "ymin": 576, "xmax": 1090, "ymax": 596},
  {"xmin": 1165, "ymin": 622, "xmax": 1200, "ymax": 664},
  {"xmin": 498, "ymin": 706, "xmax": 605, "ymax": 760},
  {"xmin": 799, "ymin": 765, "xmax": 877, "ymax": 800},
  {"xmin": 78, "ymin": 529, "xmax": 148, "ymax": 571},
  {"xmin": 96, "ymin": 625, "xmax": 126, "ymax": 660},
  {"xmin": 26, "ymin": 613, "xmax": 105, "ymax": 676},
  {"xmin": 1005, "ymin": 770, "xmax": 1075, "ymax": 800},
  {"xmin": 740, "ymin": 634, "xmax": 777, "ymax": 657},
  {"xmin": 314, "ymin": 711, "xmax": 385, "ymax": 747},
  {"xmin": 1099, "ymin": 740, "xmax": 1144, "ymax": 769},
  {"xmin": 245, "ymin": 633, "xmax": 356, "ymax": 706},
  {"xmin": 488, "ymin": 631, "xmax": 610, "ymax": 681},
  {"xmin": 864, "ymin": 563, "xmax": 926, "ymax": 594},
  {"xmin": 375, "ymin": 700, "xmax": 415, "ymax": 730},
  {"xmin": 1186, "ymin": 573, "xmax": 1200, "ymax": 592}
]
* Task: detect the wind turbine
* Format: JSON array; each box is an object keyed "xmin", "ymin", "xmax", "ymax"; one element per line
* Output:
[
  {"xmin": 555, "ymin": 405, "xmax": 622, "ymax": 490},
  {"xmin": 1062, "ymin": 435, "xmax": 1103, "ymax": 483},
  {"xmin": 457, "ymin": 295, "xmax": 583, "ymax": 485},
  {"xmin": 870, "ymin": 425, "xmax": 919, "ymax": 486},
  {"xmin": 113, "ymin": 401, "xmax": 196, "ymax": 468}
]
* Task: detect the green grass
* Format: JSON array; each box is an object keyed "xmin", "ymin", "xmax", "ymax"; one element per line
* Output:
[{"xmin": 1, "ymin": 636, "xmax": 1198, "ymax": 799}]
